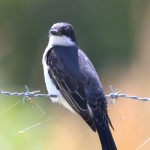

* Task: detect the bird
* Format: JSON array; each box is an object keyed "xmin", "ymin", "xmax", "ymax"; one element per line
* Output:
[{"xmin": 42, "ymin": 22, "xmax": 117, "ymax": 150}]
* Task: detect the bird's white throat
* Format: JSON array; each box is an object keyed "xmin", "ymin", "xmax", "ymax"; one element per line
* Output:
[{"xmin": 49, "ymin": 35, "xmax": 76, "ymax": 46}]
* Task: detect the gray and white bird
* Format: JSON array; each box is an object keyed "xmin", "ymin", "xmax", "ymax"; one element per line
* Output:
[{"xmin": 42, "ymin": 22, "xmax": 117, "ymax": 150}]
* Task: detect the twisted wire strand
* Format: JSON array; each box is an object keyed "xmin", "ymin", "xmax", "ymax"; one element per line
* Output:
[{"xmin": 0, "ymin": 85, "xmax": 149, "ymax": 103}]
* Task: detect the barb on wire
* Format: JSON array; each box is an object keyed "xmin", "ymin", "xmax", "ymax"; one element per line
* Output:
[
  {"xmin": 105, "ymin": 85, "xmax": 150, "ymax": 102},
  {"xmin": 0, "ymin": 85, "xmax": 57, "ymax": 104},
  {"xmin": 0, "ymin": 85, "xmax": 150, "ymax": 103}
]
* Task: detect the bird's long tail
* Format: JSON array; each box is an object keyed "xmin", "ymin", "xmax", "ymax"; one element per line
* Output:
[{"xmin": 95, "ymin": 117, "xmax": 117, "ymax": 150}]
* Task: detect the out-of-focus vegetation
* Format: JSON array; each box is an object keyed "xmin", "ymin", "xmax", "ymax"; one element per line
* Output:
[{"xmin": 0, "ymin": 0, "xmax": 150, "ymax": 150}]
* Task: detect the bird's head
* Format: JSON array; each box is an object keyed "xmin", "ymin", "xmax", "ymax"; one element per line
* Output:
[{"xmin": 48, "ymin": 22, "xmax": 77, "ymax": 46}]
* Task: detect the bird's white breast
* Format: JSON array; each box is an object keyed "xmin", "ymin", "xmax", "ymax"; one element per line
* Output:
[{"xmin": 42, "ymin": 39, "xmax": 75, "ymax": 113}]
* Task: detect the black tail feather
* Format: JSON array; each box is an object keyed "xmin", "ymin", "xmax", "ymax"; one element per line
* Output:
[{"xmin": 95, "ymin": 120, "xmax": 117, "ymax": 150}]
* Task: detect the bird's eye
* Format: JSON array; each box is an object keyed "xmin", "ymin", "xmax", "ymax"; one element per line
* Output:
[{"xmin": 66, "ymin": 27, "xmax": 71, "ymax": 34}]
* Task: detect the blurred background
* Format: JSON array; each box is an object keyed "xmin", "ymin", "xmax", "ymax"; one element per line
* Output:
[{"xmin": 0, "ymin": 0, "xmax": 150, "ymax": 149}]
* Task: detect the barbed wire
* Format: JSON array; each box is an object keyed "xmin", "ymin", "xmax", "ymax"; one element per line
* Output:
[{"xmin": 0, "ymin": 85, "xmax": 150, "ymax": 103}]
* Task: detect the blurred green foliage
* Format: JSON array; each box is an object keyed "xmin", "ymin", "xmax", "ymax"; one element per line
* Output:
[
  {"xmin": 0, "ymin": 0, "xmax": 135, "ymax": 86},
  {"xmin": 0, "ymin": 96, "xmax": 54, "ymax": 150}
]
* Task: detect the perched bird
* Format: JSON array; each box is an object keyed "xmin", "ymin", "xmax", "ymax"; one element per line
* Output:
[{"xmin": 42, "ymin": 22, "xmax": 117, "ymax": 150}]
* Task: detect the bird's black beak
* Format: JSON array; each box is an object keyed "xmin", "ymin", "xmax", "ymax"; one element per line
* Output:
[{"xmin": 50, "ymin": 29, "xmax": 61, "ymax": 35}]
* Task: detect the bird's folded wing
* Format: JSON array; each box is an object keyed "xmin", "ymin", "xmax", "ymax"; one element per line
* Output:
[{"xmin": 46, "ymin": 46, "xmax": 97, "ymax": 130}]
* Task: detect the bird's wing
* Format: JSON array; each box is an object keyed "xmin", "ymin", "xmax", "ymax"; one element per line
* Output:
[{"xmin": 46, "ymin": 46, "xmax": 108, "ymax": 131}]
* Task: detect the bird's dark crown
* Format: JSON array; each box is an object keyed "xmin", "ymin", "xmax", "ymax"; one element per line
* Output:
[{"xmin": 49, "ymin": 22, "xmax": 76, "ymax": 42}]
